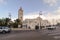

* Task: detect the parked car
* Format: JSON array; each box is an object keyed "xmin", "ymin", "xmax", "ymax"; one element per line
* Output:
[
  {"xmin": 46, "ymin": 26, "xmax": 56, "ymax": 30},
  {"xmin": 0, "ymin": 26, "xmax": 11, "ymax": 33}
]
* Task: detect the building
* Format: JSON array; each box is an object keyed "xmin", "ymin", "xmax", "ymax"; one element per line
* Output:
[
  {"xmin": 18, "ymin": 7, "xmax": 50, "ymax": 29},
  {"xmin": 18, "ymin": 7, "xmax": 23, "ymax": 27},
  {"xmin": 18, "ymin": 7, "xmax": 23, "ymax": 23},
  {"xmin": 23, "ymin": 16, "xmax": 50, "ymax": 30}
]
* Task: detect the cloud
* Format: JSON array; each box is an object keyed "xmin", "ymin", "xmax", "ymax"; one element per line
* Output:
[
  {"xmin": 0, "ymin": 0, "xmax": 7, "ymax": 5},
  {"xmin": 43, "ymin": 0, "xmax": 58, "ymax": 6},
  {"xmin": 45, "ymin": 12, "xmax": 60, "ymax": 24},
  {"xmin": 45, "ymin": 7, "xmax": 60, "ymax": 20},
  {"xmin": 54, "ymin": 7, "xmax": 60, "ymax": 14},
  {"xmin": 23, "ymin": 11, "xmax": 46, "ymax": 20}
]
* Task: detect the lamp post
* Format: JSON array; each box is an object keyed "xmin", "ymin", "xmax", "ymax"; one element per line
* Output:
[
  {"xmin": 39, "ymin": 11, "xmax": 42, "ymax": 30},
  {"xmin": 8, "ymin": 13, "xmax": 11, "ymax": 27},
  {"xmin": 9, "ymin": 13, "xmax": 11, "ymax": 20},
  {"xmin": 52, "ymin": 19, "xmax": 54, "ymax": 26}
]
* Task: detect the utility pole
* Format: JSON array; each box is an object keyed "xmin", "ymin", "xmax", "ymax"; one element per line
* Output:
[
  {"xmin": 39, "ymin": 11, "xmax": 42, "ymax": 30},
  {"xmin": 52, "ymin": 19, "xmax": 54, "ymax": 26},
  {"xmin": 8, "ymin": 12, "xmax": 11, "ymax": 27},
  {"xmin": 8, "ymin": 13, "xmax": 11, "ymax": 20}
]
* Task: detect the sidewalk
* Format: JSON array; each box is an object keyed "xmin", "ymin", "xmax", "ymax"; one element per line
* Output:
[{"xmin": 11, "ymin": 28, "xmax": 34, "ymax": 31}]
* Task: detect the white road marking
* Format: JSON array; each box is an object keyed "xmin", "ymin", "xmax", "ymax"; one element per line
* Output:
[
  {"xmin": 48, "ymin": 33, "xmax": 60, "ymax": 35},
  {"xmin": 54, "ymin": 36, "xmax": 60, "ymax": 39}
]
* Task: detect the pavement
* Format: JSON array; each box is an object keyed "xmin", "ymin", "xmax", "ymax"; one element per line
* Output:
[
  {"xmin": 0, "ymin": 27, "xmax": 60, "ymax": 40},
  {"xmin": 11, "ymin": 28, "xmax": 32, "ymax": 30}
]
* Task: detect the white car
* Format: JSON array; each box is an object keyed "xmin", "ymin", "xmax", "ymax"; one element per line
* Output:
[
  {"xmin": 46, "ymin": 26, "xmax": 56, "ymax": 30},
  {"xmin": 0, "ymin": 26, "xmax": 11, "ymax": 33}
]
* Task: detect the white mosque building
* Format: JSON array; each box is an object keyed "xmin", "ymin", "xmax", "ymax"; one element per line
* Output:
[
  {"xmin": 18, "ymin": 7, "xmax": 50, "ymax": 30},
  {"xmin": 23, "ymin": 13, "xmax": 50, "ymax": 30}
]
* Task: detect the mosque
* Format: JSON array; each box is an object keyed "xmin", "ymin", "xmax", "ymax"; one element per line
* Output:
[{"xmin": 18, "ymin": 7, "xmax": 50, "ymax": 30}]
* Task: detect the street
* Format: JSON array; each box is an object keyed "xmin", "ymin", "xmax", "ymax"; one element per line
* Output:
[{"xmin": 0, "ymin": 27, "xmax": 60, "ymax": 40}]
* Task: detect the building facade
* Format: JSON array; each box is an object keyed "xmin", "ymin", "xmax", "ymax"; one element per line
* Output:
[
  {"xmin": 23, "ymin": 17, "xmax": 50, "ymax": 30},
  {"xmin": 18, "ymin": 7, "xmax": 23, "ymax": 23},
  {"xmin": 18, "ymin": 7, "xmax": 50, "ymax": 29}
]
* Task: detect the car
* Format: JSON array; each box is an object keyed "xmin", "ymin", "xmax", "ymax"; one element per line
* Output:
[
  {"xmin": 46, "ymin": 26, "xmax": 56, "ymax": 30},
  {"xmin": 0, "ymin": 26, "xmax": 11, "ymax": 33}
]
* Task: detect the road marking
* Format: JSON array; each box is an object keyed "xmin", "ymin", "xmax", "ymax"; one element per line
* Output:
[
  {"xmin": 48, "ymin": 33, "xmax": 60, "ymax": 35},
  {"xmin": 54, "ymin": 36, "xmax": 60, "ymax": 39}
]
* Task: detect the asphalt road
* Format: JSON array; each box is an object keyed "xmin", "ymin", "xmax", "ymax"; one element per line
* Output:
[{"xmin": 0, "ymin": 27, "xmax": 60, "ymax": 40}]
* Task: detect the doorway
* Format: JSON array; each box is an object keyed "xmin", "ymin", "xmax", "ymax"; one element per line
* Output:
[{"xmin": 35, "ymin": 25, "xmax": 39, "ymax": 30}]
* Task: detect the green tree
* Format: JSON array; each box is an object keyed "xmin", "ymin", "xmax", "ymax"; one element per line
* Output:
[
  {"xmin": 5, "ymin": 18, "xmax": 11, "ymax": 26},
  {"xmin": 0, "ymin": 18, "xmax": 12, "ymax": 27},
  {"xmin": 13, "ymin": 19, "xmax": 22, "ymax": 28},
  {"xmin": 0, "ymin": 19, "xmax": 2, "ymax": 26},
  {"xmin": 57, "ymin": 23, "xmax": 60, "ymax": 26}
]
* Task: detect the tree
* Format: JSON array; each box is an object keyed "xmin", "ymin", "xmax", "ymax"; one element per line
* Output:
[
  {"xmin": 0, "ymin": 18, "xmax": 23, "ymax": 28},
  {"xmin": 57, "ymin": 23, "xmax": 60, "ymax": 26},
  {"xmin": 5, "ymin": 18, "xmax": 11, "ymax": 26},
  {"xmin": 0, "ymin": 18, "xmax": 6, "ymax": 26},
  {"xmin": 13, "ymin": 19, "xmax": 22, "ymax": 28},
  {"xmin": 0, "ymin": 18, "xmax": 11, "ymax": 26},
  {"xmin": 0, "ymin": 19, "xmax": 2, "ymax": 26}
]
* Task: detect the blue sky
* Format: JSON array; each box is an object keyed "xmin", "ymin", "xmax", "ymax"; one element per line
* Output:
[{"xmin": 0, "ymin": 0, "xmax": 60, "ymax": 20}]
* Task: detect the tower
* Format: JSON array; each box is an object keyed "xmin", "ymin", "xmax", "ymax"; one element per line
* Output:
[{"xmin": 18, "ymin": 7, "xmax": 23, "ymax": 24}]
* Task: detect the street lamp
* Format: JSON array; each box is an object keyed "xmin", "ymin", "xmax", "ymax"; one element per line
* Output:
[
  {"xmin": 9, "ymin": 13, "xmax": 11, "ymax": 19},
  {"xmin": 52, "ymin": 19, "xmax": 54, "ymax": 26},
  {"xmin": 39, "ymin": 11, "xmax": 42, "ymax": 30},
  {"xmin": 8, "ymin": 13, "xmax": 12, "ymax": 27}
]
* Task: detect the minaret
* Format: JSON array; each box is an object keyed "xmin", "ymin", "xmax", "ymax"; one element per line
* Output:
[{"xmin": 18, "ymin": 7, "xmax": 23, "ymax": 24}]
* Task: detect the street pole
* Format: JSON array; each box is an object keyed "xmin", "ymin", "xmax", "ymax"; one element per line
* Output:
[
  {"xmin": 9, "ymin": 13, "xmax": 11, "ymax": 20},
  {"xmin": 39, "ymin": 11, "xmax": 42, "ymax": 30},
  {"xmin": 53, "ymin": 19, "xmax": 54, "ymax": 26},
  {"xmin": 8, "ymin": 13, "xmax": 11, "ymax": 27}
]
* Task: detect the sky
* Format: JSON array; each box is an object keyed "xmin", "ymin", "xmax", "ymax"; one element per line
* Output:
[{"xmin": 0, "ymin": 0, "xmax": 60, "ymax": 21}]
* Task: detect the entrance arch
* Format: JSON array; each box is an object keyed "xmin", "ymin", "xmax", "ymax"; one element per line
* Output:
[{"xmin": 35, "ymin": 25, "xmax": 39, "ymax": 30}]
